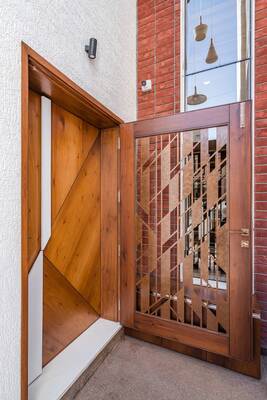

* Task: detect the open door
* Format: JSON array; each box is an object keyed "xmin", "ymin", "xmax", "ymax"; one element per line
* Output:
[{"xmin": 120, "ymin": 102, "xmax": 252, "ymax": 362}]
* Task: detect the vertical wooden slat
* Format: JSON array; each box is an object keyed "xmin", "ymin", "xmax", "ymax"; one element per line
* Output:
[
  {"xmin": 120, "ymin": 124, "xmax": 135, "ymax": 327},
  {"xmin": 229, "ymin": 103, "xmax": 252, "ymax": 231},
  {"xmin": 229, "ymin": 102, "xmax": 252, "ymax": 360},
  {"xmin": 101, "ymin": 127, "xmax": 119, "ymax": 321},
  {"xmin": 28, "ymin": 90, "xmax": 41, "ymax": 269}
]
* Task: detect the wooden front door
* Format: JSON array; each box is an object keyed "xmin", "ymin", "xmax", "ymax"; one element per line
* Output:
[{"xmin": 120, "ymin": 102, "xmax": 252, "ymax": 361}]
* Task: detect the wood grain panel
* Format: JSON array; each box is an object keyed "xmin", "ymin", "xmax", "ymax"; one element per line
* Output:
[
  {"xmin": 229, "ymin": 102, "xmax": 252, "ymax": 361},
  {"xmin": 52, "ymin": 104, "xmax": 99, "ymax": 223},
  {"xmin": 133, "ymin": 104, "xmax": 229, "ymax": 138},
  {"xmin": 101, "ymin": 127, "xmax": 119, "ymax": 321},
  {"xmin": 28, "ymin": 90, "xmax": 41, "ymax": 270},
  {"xmin": 120, "ymin": 123, "xmax": 135, "ymax": 327},
  {"xmin": 229, "ymin": 102, "xmax": 252, "ymax": 231},
  {"xmin": 134, "ymin": 312, "xmax": 229, "ymax": 356},
  {"xmin": 45, "ymin": 135, "xmax": 101, "ymax": 312},
  {"xmin": 43, "ymin": 257, "xmax": 98, "ymax": 366}
]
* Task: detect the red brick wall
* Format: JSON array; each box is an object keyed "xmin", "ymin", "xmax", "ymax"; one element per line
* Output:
[
  {"xmin": 137, "ymin": 0, "xmax": 180, "ymax": 119},
  {"xmin": 255, "ymin": 0, "xmax": 267, "ymax": 350},
  {"xmin": 138, "ymin": 0, "xmax": 267, "ymax": 349}
]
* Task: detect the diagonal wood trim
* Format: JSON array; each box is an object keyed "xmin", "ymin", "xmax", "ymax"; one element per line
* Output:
[
  {"xmin": 45, "ymin": 136, "xmax": 101, "ymax": 313},
  {"xmin": 22, "ymin": 43, "xmax": 123, "ymax": 129},
  {"xmin": 43, "ymin": 256, "xmax": 99, "ymax": 366},
  {"xmin": 51, "ymin": 103, "xmax": 100, "ymax": 224}
]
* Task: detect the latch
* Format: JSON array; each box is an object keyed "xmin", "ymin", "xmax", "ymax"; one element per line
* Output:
[
  {"xmin": 241, "ymin": 240, "xmax": 249, "ymax": 248},
  {"xmin": 241, "ymin": 228, "xmax": 249, "ymax": 236}
]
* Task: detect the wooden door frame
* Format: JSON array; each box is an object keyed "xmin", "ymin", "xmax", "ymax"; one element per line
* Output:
[
  {"xmin": 120, "ymin": 102, "xmax": 252, "ymax": 360},
  {"xmin": 21, "ymin": 42, "xmax": 122, "ymax": 400}
]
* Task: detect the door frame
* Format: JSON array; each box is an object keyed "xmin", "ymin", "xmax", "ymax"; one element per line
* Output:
[
  {"xmin": 120, "ymin": 102, "xmax": 252, "ymax": 361},
  {"xmin": 21, "ymin": 42, "xmax": 123, "ymax": 400}
]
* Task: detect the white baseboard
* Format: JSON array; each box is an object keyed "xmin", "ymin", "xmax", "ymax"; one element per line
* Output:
[{"xmin": 29, "ymin": 319, "xmax": 121, "ymax": 400}]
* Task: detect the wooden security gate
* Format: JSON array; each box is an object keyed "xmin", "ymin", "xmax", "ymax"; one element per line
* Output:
[{"xmin": 120, "ymin": 102, "xmax": 252, "ymax": 362}]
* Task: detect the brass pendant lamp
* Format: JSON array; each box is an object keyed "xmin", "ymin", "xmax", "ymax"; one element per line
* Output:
[
  {"xmin": 206, "ymin": 38, "xmax": 218, "ymax": 64},
  {"xmin": 195, "ymin": 16, "xmax": 208, "ymax": 42},
  {"xmin": 187, "ymin": 86, "xmax": 207, "ymax": 106},
  {"xmin": 205, "ymin": 0, "xmax": 218, "ymax": 64}
]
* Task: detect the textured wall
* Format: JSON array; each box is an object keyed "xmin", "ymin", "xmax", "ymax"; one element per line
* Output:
[
  {"xmin": 0, "ymin": 1, "xmax": 136, "ymax": 399},
  {"xmin": 255, "ymin": 0, "xmax": 267, "ymax": 350},
  {"xmin": 137, "ymin": 0, "xmax": 180, "ymax": 119}
]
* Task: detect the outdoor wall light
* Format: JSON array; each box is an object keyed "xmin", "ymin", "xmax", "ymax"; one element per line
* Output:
[{"xmin": 85, "ymin": 38, "xmax": 97, "ymax": 59}]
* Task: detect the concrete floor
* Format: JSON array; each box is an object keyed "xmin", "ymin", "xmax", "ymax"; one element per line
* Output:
[{"xmin": 75, "ymin": 336, "xmax": 267, "ymax": 400}]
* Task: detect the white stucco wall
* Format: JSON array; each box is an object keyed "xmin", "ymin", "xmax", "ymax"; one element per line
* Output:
[{"xmin": 0, "ymin": 1, "xmax": 136, "ymax": 399}]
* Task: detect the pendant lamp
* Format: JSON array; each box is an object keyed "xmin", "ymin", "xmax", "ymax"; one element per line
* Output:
[
  {"xmin": 206, "ymin": 38, "xmax": 218, "ymax": 64},
  {"xmin": 194, "ymin": 16, "xmax": 208, "ymax": 42},
  {"xmin": 187, "ymin": 86, "xmax": 207, "ymax": 106}
]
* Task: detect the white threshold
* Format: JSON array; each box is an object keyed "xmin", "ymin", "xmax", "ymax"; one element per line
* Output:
[{"xmin": 29, "ymin": 318, "xmax": 121, "ymax": 400}]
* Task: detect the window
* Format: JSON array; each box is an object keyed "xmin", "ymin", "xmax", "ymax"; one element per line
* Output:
[{"xmin": 184, "ymin": 0, "xmax": 251, "ymax": 111}]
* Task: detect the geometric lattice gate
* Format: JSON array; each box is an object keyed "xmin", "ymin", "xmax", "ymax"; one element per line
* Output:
[
  {"xmin": 136, "ymin": 126, "xmax": 229, "ymax": 333},
  {"xmin": 120, "ymin": 102, "xmax": 253, "ymax": 361}
]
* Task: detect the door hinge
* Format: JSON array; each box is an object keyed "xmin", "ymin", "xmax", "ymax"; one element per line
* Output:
[
  {"xmin": 117, "ymin": 136, "xmax": 121, "ymax": 150},
  {"xmin": 240, "ymin": 102, "xmax": 246, "ymax": 128},
  {"xmin": 118, "ymin": 244, "xmax": 121, "ymax": 257},
  {"xmin": 118, "ymin": 190, "xmax": 121, "ymax": 204}
]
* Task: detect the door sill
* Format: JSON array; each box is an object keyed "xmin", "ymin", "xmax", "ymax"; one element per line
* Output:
[{"xmin": 29, "ymin": 319, "xmax": 122, "ymax": 400}]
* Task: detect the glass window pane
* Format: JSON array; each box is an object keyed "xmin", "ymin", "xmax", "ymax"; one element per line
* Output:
[
  {"xmin": 185, "ymin": 60, "xmax": 250, "ymax": 111},
  {"xmin": 185, "ymin": 0, "xmax": 251, "ymax": 75}
]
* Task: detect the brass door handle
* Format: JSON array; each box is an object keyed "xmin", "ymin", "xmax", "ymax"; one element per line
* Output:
[{"xmin": 241, "ymin": 228, "xmax": 249, "ymax": 236}]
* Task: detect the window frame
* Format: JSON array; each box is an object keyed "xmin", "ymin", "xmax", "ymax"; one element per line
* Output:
[{"xmin": 180, "ymin": 0, "xmax": 252, "ymax": 112}]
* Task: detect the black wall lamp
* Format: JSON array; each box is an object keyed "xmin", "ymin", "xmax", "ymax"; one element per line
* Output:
[{"xmin": 85, "ymin": 38, "xmax": 97, "ymax": 59}]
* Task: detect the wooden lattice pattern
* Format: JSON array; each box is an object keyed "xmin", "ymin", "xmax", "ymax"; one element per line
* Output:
[{"xmin": 135, "ymin": 127, "xmax": 229, "ymax": 334}]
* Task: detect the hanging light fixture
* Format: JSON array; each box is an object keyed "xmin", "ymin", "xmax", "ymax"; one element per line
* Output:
[
  {"xmin": 205, "ymin": 0, "xmax": 218, "ymax": 64},
  {"xmin": 194, "ymin": 16, "xmax": 208, "ymax": 42},
  {"xmin": 205, "ymin": 38, "xmax": 218, "ymax": 64},
  {"xmin": 187, "ymin": 86, "xmax": 207, "ymax": 106}
]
